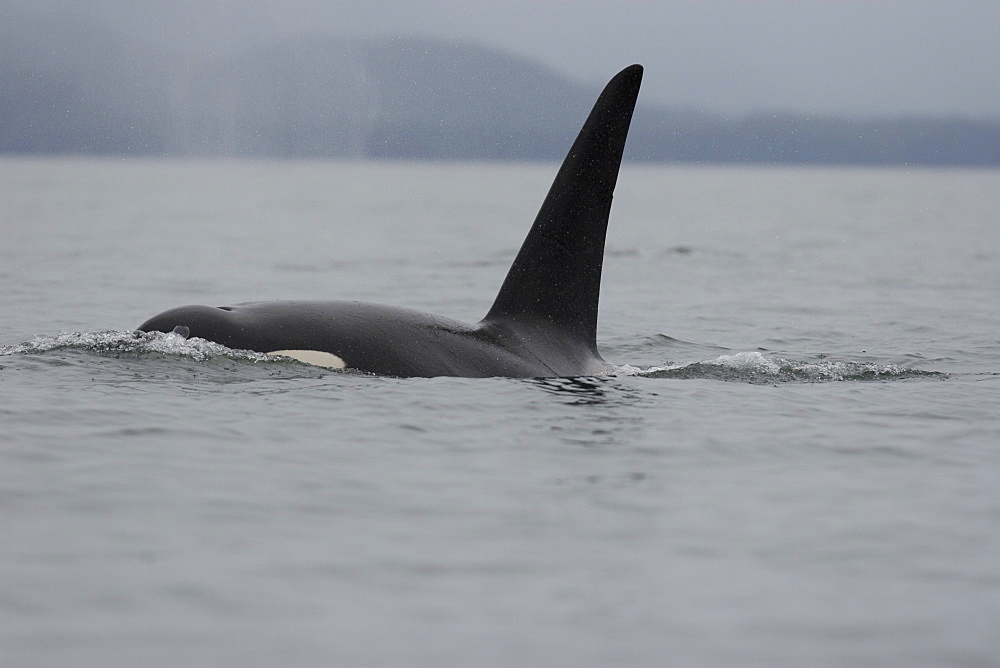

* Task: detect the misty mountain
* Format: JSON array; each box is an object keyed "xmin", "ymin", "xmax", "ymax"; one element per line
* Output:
[{"xmin": 2, "ymin": 9, "xmax": 998, "ymax": 165}]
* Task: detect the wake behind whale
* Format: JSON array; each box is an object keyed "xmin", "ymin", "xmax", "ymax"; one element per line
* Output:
[{"xmin": 138, "ymin": 65, "xmax": 643, "ymax": 378}]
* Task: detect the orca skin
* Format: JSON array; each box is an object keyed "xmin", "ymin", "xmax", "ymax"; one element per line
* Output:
[{"xmin": 137, "ymin": 64, "xmax": 644, "ymax": 378}]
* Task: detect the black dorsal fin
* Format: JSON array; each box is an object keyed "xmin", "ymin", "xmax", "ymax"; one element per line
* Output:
[{"xmin": 481, "ymin": 64, "xmax": 643, "ymax": 348}]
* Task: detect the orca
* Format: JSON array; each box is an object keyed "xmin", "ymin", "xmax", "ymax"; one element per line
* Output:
[{"xmin": 137, "ymin": 64, "xmax": 643, "ymax": 378}]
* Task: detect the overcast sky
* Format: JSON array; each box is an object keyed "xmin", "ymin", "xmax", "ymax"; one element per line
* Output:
[{"xmin": 15, "ymin": 0, "xmax": 1000, "ymax": 119}]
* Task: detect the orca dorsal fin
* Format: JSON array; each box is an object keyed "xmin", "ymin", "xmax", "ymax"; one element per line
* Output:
[{"xmin": 481, "ymin": 64, "xmax": 642, "ymax": 349}]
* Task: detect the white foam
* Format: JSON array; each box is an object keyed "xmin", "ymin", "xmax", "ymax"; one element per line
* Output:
[
  {"xmin": 1, "ymin": 330, "xmax": 275, "ymax": 365},
  {"xmin": 709, "ymin": 351, "xmax": 782, "ymax": 373}
]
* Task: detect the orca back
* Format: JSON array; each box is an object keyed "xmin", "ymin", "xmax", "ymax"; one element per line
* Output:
[{"xmin": 137, "ymin": 65, "xmax": 645, "ymax": 378}]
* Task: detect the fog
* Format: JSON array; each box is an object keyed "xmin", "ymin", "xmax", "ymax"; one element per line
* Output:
[{"xmin": 13, "ymin": 0, "xmax": 998, "ymax": 119}]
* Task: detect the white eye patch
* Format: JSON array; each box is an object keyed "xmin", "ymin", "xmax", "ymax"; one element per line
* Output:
[{"xmin": 266, "ymin": 350, "xmax": 346, "ymax": 369}]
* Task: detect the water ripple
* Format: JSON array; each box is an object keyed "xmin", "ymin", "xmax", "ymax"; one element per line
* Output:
[
  {"xmin": 619, "ymin": 351, "xmax": 942, "ymax": 383},
  {"xmin": 3, "ymin": 332, "xmax": 943, "ymax": 384}
]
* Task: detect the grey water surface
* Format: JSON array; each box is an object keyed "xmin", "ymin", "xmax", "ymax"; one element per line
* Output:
[{"xmin": 2, "ymin": 158, "xmax": 999, "ymax": 666}]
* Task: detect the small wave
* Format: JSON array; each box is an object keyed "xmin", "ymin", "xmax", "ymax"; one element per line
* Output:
[
  {"xmin": 0, "ymin": 330, "xmax": 281, "ymax": 366},
  {"xmin": 618, "ymin": 351, "xmax": 942, "ymax": 383},
  {"xmin": 601, "ymin": 333, "xmax": 731, "ymax": 358}
]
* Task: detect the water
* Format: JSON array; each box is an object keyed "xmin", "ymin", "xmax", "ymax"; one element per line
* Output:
[{"xmin": 2, "ymin": 157, "xmax": 998, "ymax": 666}]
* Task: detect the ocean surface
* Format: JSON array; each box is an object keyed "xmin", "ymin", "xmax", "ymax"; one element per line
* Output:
[{"xmin": 2, "ymin": 157, "xmax": 998, "ymax": 667}]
